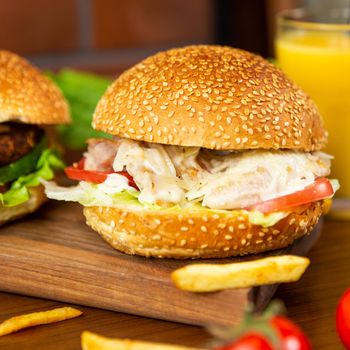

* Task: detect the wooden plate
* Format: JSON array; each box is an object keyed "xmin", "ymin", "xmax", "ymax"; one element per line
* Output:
[{"xmin": 0, "ymin": 202, "xmax": 322, "ymax": 326}]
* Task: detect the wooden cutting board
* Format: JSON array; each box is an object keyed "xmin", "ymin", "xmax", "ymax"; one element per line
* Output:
[{"xmin": 0, "ymin": 202, "xmax": 322, "ymax": 327}]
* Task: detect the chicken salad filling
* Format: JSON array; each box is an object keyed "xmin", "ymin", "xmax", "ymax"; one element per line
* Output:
[{"xmin": 44, "ymin": 137, "xmax": 337, "ymax": 213}]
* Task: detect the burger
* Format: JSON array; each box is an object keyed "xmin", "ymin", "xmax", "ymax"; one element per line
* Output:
[
  {"xmin": 44, "ymin": 45, "xmax": 338, "ymax": 258},
  {"xmin": 0, "ymin": 50, "xmax": 70, "ymax": 225}
]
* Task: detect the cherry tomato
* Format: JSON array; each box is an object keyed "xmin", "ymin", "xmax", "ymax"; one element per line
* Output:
[
  {"xmin": 65, "ymin": 158, "xmax": 138, "ymax": 189},
  {"xmin": 336, "ymin": 289, "xmax": 350, "ymax": 349},
  {"xmin": 248, "ymin": 177, "xmax": 334, "ymax": 213},
  {"xmin": 216, "ymin": 316, "xmax": 311, "ymax": 350},
  {"xmin": 217, "ymin": 333, "xmax": 273, "ymax": 350},
  {"xmin": 271, "ymin": 316, "xmax": 311, "ymax": 350}
]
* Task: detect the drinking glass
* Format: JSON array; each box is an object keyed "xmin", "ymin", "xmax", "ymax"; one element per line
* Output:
[{"xmin": 276, "ymin": 8, "xmax": 350, "ymax": 208}]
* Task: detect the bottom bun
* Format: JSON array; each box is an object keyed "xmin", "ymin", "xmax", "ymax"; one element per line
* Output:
[
  {"xmin": 0, "ymin": 185, "xmax": 47, "ymax": 226},
  {"xmin": 84, "ymin": 201, "xmax": 323, "ymax": 259}
]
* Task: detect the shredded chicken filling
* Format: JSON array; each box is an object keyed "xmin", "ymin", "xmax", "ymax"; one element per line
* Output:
[{"xmin": 84, "ymin": 138, "xmax": 331, "ymax": 210}]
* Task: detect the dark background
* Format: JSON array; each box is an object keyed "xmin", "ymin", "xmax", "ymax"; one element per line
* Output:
[{"xmin": 0, "ymin": 0, "xmax": 303, "ymax": 75}]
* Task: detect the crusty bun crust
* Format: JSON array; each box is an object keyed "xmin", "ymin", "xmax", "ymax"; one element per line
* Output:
[
  {"xmin": 0, "ymin": 50, "xmax": 70, "ymax": 125},
  {"xmin": 93, "ymin": 45, "xmax": 327, "ymax": 151},
  {"xmin": 84, "ymin": 201, "xmax": 323, "ymax": 259},
  {"xmin": 0, "ymin": 185, "xmax": 47, "ymax": 226}
]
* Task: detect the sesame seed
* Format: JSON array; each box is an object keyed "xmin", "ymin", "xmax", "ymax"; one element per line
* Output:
[{"xmin": 90, "ymin": 45, "xmax": 326, "ymax": 151}]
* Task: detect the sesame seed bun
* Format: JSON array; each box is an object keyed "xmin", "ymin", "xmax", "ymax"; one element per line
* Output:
[
  {"xmin": 0, "ymin": 185, "xmax": 47, "ymax": 226},
  {"xmin": 93, "ymin": 45, "xmax": 327, "ymax": 151},
  {"xmin": 84, "ymin": 201, "xmax": 323, "ymax": 259},
  {"xmin": 0, "ymin": 50, "xmax": 70, "ymax": 125}
]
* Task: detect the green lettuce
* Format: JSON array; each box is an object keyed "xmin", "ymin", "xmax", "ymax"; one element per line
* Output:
[
  {"xmin": 46, "ymin": 69, "xmax": 112, "ymax": 149},
  {"xmin": 45, "ymin": 180, "xmax": 288, "ymax": 227},
  {"xmin": 245, "ymin": 210, "xmax": 289, "ymax": 227},
  {"xmin": 0, "ymin": 136, "xmax": 47, "ymax": 184},
  {"xmin": 0, "ymin": 149, "xmax": 65, "ymax": 207},
  {"xmin": 112, "ymin": 193, "xmax": 289, "ymax": 227}
]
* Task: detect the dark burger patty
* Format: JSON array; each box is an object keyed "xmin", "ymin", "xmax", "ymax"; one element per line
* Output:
[{"xmin": 0, "ymin": 122, "xmax": 44, "ymax": 166}]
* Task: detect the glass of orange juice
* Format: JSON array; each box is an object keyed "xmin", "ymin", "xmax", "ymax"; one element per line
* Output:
[{"xmin": 275, "ymin": 8, "xmax": 350, "ymax": 211}]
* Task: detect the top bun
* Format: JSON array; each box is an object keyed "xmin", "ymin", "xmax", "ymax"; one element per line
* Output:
[
  {"xmin": 0, "ymin": 50, "xmax": 70, "ymax": 125},
  {"xmin": 93, "ymin": 45, "xmax": 327, "ymax": 151}
]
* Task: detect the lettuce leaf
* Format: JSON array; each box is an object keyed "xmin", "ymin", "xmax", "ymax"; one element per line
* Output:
[
  {"xmin": 0, "ymin": 149, "xmax": 65, "ymax": 207},
  {"xmin": 46, "ymin": 69, "xmax": 112, "ymax": 149},
  {"xmin": 44, "ymin": 180, "xmax": 290, "ymax": 227},
  {"xmin": 44, "ymin": 180, "xmax": 144, "ymax": 209},
  {"xmin": 0, "ymin": 136, "xmax": 47, "ymax": 184},
  {"xmin": 244, "ymin": 210, "xmax": 289, "ymax": 227},
  {"xmin": 330, "ymin": 179, "xmax": 340, "ymax": 195}
]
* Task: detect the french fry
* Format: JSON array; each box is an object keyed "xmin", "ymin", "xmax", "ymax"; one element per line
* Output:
[
  {"xmin": 0, "ymin": 307, "xmax": 82, "ymax": 336},
  {"xmin": 81, "ymin": 331, "xmax": 202, "ymax": 350},
  {"xmin": 171, "ymin": 255, "xmax": 310, "ymax": 292}
]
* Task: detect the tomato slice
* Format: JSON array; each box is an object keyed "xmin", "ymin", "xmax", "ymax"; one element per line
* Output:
[
  {"xmin": 65, "ymin": 158, "xmax": 138, "ymax": 189},
  {"xmin": 247, "ymin": 177, "xmax": 334, "ymax": 213},
  {"xmin": 65, "ymin": 166, "xmax": 109, "ymax": 184}
]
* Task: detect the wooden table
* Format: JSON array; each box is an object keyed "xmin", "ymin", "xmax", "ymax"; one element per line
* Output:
[{"xmin": 0, "ymin": 218, "xmax": 348, "ymax": 350}]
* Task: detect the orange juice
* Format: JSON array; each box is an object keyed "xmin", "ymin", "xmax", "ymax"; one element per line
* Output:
[{"xmin": 276, "ymin": 30, "xmax": 350, "ymax": 197}]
